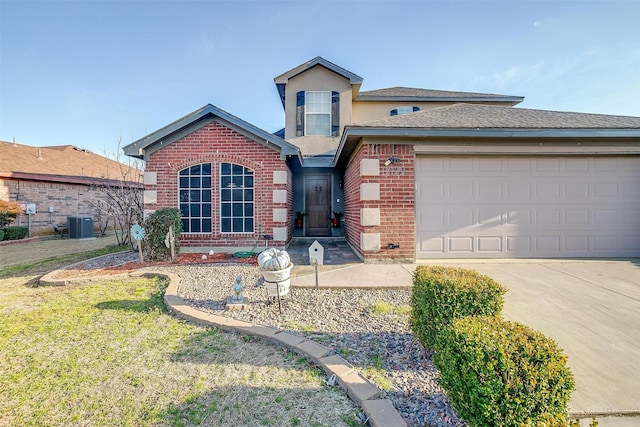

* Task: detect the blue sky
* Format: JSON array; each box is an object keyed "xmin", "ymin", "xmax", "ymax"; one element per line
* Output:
[{"xmin": 1, "ymin": 0, "xmax": 639, "ymax": 158}]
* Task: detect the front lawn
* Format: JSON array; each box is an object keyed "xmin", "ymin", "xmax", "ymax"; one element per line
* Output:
[{"xmin": 0, "ymin": 276, "xmax": 358, "ymax": 426}]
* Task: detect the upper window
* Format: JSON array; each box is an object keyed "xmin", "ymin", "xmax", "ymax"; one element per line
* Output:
[
  {"xmin": 390, "ymin": 106, "xmax": 420, "ymax": 116},
  {"xmin": 220, "ymin": 163, "xmax": 254, "ymax": 234},
  {"xmin": 296, "ymin": 91, "xmax": 340, "ymax": 137},
  {"xmin": 179, "ymin": 163, "xmax": 212, "ymax": 233}
]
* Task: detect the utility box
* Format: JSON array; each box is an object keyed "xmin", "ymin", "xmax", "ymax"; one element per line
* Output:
[{"xmin": 67, "ymin": 216, "xmax": 94, "ymax": 239}]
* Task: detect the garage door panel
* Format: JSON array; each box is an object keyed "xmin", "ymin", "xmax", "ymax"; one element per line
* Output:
[{"xmin": 416, "ymin": 156, "xmax": 640, "ymax": 259}]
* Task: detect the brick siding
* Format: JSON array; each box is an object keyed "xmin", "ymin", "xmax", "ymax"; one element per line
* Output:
[
  {"xmin": 145, "ymin": 121, "xmax": 291, "ymax": 250},
  {"xmin": 344, "ymin": 143, "xmax": 416, "ymax": 262}
]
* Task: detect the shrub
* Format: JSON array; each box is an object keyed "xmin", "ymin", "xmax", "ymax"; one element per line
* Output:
[
  {"xmin": 433, "ymin": 316, "xmax": 575, "ymax": 427},
  {"xmin": 410, "ymin": 266, "xmax": 506, "ymax": 349},
  {"xmin": 2, "ymin": 226, "xmax": 29, "ymax": 241},
  {"xmin": 142, "ymin": 208, "xmax": 182, "ymax": 261},
  {"xmin": 0, "ymin": 200, "xmax": 23, "ymax": 228},
  {"xmin": 0, "ymin": 229, "xmax": 4, "ymax": 241}
]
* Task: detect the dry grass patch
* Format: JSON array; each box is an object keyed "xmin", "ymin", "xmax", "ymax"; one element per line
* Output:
[{"xmin": 0, "ymin": 276, "xmax": 359, "ymax": 426}]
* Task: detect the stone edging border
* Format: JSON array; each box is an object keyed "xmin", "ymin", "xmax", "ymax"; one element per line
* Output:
[
  {"xmin": 40, "ymin": 267, "xmax": 407, "ymax": 427},
  {"xmin": 161, "ymin": 270, "xmax": 408, "ymax": 427}
]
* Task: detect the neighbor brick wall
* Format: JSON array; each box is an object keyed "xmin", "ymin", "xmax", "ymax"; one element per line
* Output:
[
  {"xmin": 343, "ymin": 143, "xmax": 416, "ymax": 262},
  {"xmin": 144, "ymin": 121, "xmax": 291, "ymax": 250},
  {"xmin": 1, "ymin": 178, "xmax": 110, "ymax": 235}
]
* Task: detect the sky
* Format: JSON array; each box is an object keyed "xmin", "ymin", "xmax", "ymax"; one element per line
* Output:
[{"xmin": 1, "ymin": 0, "xmax": 639, "ymax": 159}]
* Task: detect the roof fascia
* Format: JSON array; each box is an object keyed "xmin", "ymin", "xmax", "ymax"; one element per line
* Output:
[
  {"xmin": 1, "ymin": 171, "xmax": 143, "ymax": 188},
  {"xmin": 274, "ymin": 57, "xmax": 364, "ymax": 108},
  {"xmin": 333, "ymin": 126, "xmax": 640, "ymax": 166},
  {"xmin": 356, "ymin": 96, "xmax": 524, "ymax": 105},
  {"xmin": 123, "ymin": 104, "xmax": 299, "ymax": 161}
]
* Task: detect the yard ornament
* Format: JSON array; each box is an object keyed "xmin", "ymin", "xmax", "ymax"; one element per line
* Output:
[{"xmin": 130, "ymin": 224, "xmax": 145, "ymax": 263}]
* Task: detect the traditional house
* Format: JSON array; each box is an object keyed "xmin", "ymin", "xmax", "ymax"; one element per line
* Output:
[
  {"xmin": 0, "ymin": 140, "xmax": 142, "ymax": 235},
  {"xmin": 124, "ymin": 57, "xmax": 640, "ymax": 261}
]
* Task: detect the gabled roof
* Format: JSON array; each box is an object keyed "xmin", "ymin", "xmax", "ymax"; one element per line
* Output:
[
  {"xmin": 274, "ymin": 56, "xmax": 364, "ymax": 107},
  {"xmin": 357, "ymin": 87, "xmax": 524, "ymax": 105},
  {"xmin": 123, "ymin": 104, "xmax": 300, "ymax": 161},
  {"xmin": 0, "ymin": 141, "xmax": 140, "ymax": 185}
]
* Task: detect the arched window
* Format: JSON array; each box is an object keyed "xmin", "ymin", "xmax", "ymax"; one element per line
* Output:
[
  {"xmin": 220, "ymin": 163, "xmax": 254, "ymax": 233},
  {"xmin": 178, "ymin": 163, "xmax": 212, "ymax": 233}
]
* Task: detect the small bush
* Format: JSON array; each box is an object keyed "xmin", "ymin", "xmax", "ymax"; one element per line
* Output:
[
  {"xmin": 142, "ymin": 208, "xmax": 182, "ymax": 261},
  {"xmin": 433, "ymin": 316, "xmax": 575, "ymax": 427},
  {"xmin": 2, "ymin": 226, "xmax": 29, "ymax": 241},
  {"xmin": 0, "ymin": 200, "xmax": 23, "ymax": 228},
  {"xmin": 0, "ymin": 229, "xmax": 4, "ymax": 241},
  {"xmin": 410, "ymin": 266, "xmax": 506, "ymax": 349}
]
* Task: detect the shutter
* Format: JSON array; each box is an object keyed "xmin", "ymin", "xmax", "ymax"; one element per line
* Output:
[
  {"xmin": 413, "ymin": 106, "xmax": 420, "ymax": 112},
  {"xmin": 331, "ymin": 91, "xmax": 340, "ymax": 137},
  {"xmin": 390, "ymin": 109, "xmax": 398, "ymax": 116},
  {"xmin": 296, "ymin": 91, "xmax": 305, "ymax": 136}
]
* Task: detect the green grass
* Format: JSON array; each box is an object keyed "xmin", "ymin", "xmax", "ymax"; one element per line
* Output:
[
  {"xmin": 284, "ymin": 320, "xmax": 317, "ymax": 334},
  {"xmin": 0, "ymin": 275, "xmax": 358, "ymax": 426},
  {"xmin": 0, "ymin": 244, "xmax": 129, "ymax": 279},
  {"xmin": 369, "ymin": 300, "xmax": 412, "ymax": 316}
]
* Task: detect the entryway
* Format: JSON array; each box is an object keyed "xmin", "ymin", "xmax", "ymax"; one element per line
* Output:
[{"xmin": 305, "ymin": 175, "xmax": 331, "ymax": 236}]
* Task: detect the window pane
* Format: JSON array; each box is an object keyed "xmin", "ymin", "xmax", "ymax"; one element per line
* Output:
[
  {"xmin": 202, "ymin": 190, "xmax": 211, "ymax": 202},
  {"xmin": 180, "ymin": 204, "xmax": 189, "ymax": 216},
  {"xmin": 307, "ymin": 114, "xmax": 330, "ymax": 136},
  {"xmin": 190, "ymin": 165, "xmax": 201, "ymax": 175},
  {"xmin": 179, "ymin": 190, "xmax": 189, "ymax": 202},
  {"xmin": 202, "ymin": 177, "xmax": 211, "ymax": 188},
  {"xmin": 202, "ymin": 203, "xmax": 211, "ymax": 217},
  {"xmin": 190, "ymin": 190, "xmax": 200, "ymax": 202},
  {"xmin": 190, "ymin": 177, "xmax": 200, "ymax": 188},
  {"xmin": 202, "ymin": 219, "xmax": 212, "ymax": 232},
  {"xmin": 179, "ymin": 169, "xmax": 189, "ymax": 176},
  {"xmin": 190, "ymin": 204, "xmax": 200, "ymax": 217},
  {"xmin": 181, "ymin": 219, "xmax": 189, "ymax": 230},
  {"xmin": 201, "ymin": 163, "xmax": 211, "ymax": 175},
  {"xmin": 220, "ymin": 162, "xmax": 254, "ymax": 234},
  {"xmin": 179, "ymin": 177, "xmax": 189, "ymax": 188},
  {"xmin": 191, "ymin": 219, "xmax": 201, "ymax": 233}
]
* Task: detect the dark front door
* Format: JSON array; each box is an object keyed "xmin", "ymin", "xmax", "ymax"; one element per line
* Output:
[{"xmin": 305, "ymin": 175, "xmax": 331, "ymax": 236}]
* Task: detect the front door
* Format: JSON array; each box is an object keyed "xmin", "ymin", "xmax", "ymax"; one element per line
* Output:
[{"xmin": 305, "ymin": 175, "xmax": 331, "ymax": 236}]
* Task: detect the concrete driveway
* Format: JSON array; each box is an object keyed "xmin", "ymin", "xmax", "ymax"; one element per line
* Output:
[{"xmin": 420, "ymin": 259, "xmax": 640, "ymax": 425}]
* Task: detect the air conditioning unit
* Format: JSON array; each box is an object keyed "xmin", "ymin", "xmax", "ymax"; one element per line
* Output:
[{"xmin": 67, "ymin": 216, "xmax": 94, "ymax": 239}]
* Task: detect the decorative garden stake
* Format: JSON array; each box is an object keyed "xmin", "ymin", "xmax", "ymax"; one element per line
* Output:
[{"xmin": 130, "ymin": 224, "xmax": 145, "ymax": 263}]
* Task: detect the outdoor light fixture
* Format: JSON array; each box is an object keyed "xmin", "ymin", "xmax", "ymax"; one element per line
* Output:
[{"xmin": 384, "ymin": 157, "xmax": 401, "ymax": 166}]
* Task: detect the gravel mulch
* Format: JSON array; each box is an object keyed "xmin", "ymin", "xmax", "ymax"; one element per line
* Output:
[{"xmin": 64, "ymin": 253, "xmax": 466, "ymax": 427}]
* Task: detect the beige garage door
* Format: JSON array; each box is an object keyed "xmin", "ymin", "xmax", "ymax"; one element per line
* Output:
[{"xmin": 416, "ymin": 156, "xmax": 640, "ymax": 259}]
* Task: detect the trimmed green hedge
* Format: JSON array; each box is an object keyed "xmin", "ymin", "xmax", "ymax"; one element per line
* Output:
[
  {"xmin": 433, "ymin": 316, "xmax": 575, "ymax": 427},
  {"xmin": 410, "ymin": 266, "xmax": 506, "ymax": 349},
  {"xmin": 2, "ymin": 226, "xmax": 29, "ymax": 241}
]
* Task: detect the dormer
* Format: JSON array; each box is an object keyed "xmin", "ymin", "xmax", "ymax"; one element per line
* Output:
[{"xmin": 274, "ymin": 57, "xmax": 363, "ymax": 157}]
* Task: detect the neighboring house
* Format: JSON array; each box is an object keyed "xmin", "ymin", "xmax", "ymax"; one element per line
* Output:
[
  {"xmin": 124, "ymin": 57, "xmax": 640, "ymax": 261},
  {"xmin": 0, "ymin": 141, "xmax": 142, "ymax": 235}
]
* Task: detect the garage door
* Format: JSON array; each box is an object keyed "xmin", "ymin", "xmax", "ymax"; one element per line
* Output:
[{"xmin": 416, "ymin": 156, "xmax": 640, "ymax": 259}]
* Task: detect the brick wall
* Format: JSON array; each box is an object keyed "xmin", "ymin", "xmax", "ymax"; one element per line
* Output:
[
  {"xmin": 343, "ymin": 143, "xmax": 416, "ymax": 262},
  {"xmin": 1, "ymin": 178, "xmax": 111, "ymax": 235},
  {"xmin": 144, "ymin": 121, "xmax": 291, "ymax": 250}
]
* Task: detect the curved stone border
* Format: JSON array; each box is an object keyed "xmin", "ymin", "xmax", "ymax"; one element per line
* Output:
[
  {"xmin": 160, "ymin": 271, "xmax": 408, "ymax": 427},
  {"xmin": 38, "ymin": 266, "xmax": 407, "ymax": 427}
]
